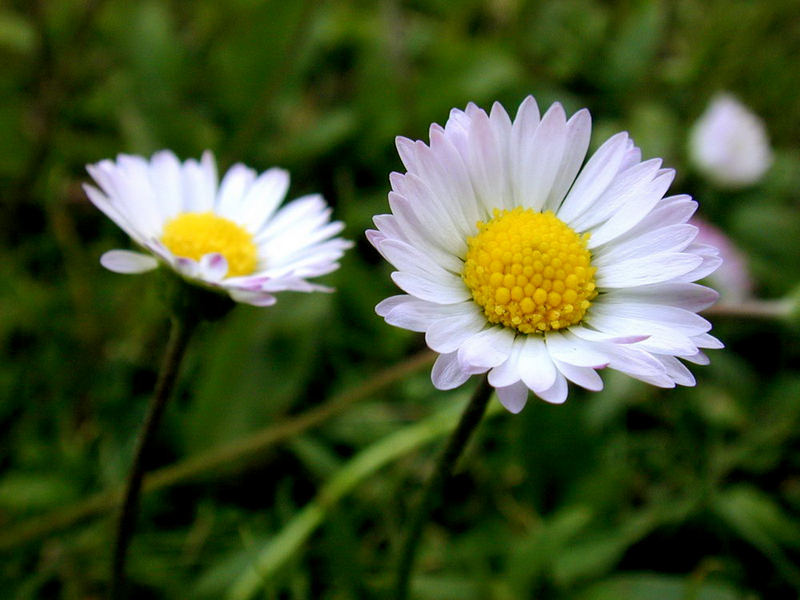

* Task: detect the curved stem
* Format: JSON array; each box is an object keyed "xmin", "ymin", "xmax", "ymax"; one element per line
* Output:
[
  {"xmin": 109, "ymin": 314, "xmax": 197, "ymax": 600},
  {"xmin": 393, "ymin": 376, "xmax": 494, "ymax": 600}
]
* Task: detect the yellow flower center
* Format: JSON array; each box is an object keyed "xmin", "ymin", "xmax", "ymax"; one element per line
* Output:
[
  {"xmin": 462, "ymin": 207, "xmax": 597, "ymax": 334},
  {"xmin": 161, "ymin": 212, "xmax": 257, "ymax": 277}
]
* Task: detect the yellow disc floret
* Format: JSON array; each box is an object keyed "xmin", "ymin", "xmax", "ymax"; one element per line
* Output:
[
  {"xmin": 161, "ymin": 212, "xmax": 257, "ymax": 277},
  {"xmin": 462, "ymin": 207, "xmax": 597, "ymax": 334}
]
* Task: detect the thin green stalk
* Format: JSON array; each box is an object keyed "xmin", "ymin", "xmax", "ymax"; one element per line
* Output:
[
  {"xmin": 702, "ymin": 299, "xmax": 794, "ymax": 320},
  {"xmin": 393, "ymin": 376, "xmax": 494, "ymax": 600},
  {"xmin": 109, "ymin": 314, "xmax": 197, "ymax": 600},
  {"xmin": 0, "ymin": 350, "xmax": 434, "ymax": 552},
  {"xmin": 227, "ymin": 385, "xmax": 502, "ymax": 600}
]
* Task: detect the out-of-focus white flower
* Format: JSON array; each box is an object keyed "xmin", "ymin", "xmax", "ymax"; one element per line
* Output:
[
  {"xmin": 369, "ymin": 96, "xmax": 723, "ymax": 413},
  {"xmin": 690, "ymin": 217, "xmax": 752, "ymax": 302},
  {"xmin": 689, "ymin": 94, "xmax": 772, "ymax": 188},
  {"xmin": 85, "ymin": 151, "xmax": 352, "ymax": 306}
]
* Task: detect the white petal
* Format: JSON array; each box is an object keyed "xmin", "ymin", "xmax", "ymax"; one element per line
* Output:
[
  {"xmin": 457, "ymin": 327, "xmax": 515, "ymax": 374},
  {"xmin": 596, "ymin": 252, "xmax": 703, "ymax": 288},
  {"xmin": 173, "ymin": 257, "xmax": 201, "ymax": 279},
  {"xmin": 602, "ymin": 344, "xmax": 674, "ymax": 388},
  {"xmin": 534, "ymin": 371, "xmax": 569, "ymax": 404},
  {"xmin": 683, "ymin": 350, "xmax": 710, "ymax": 365},
  {"xmin": 656, "ymin": 355, "xmax": 696, "ymax": 386},
  {"xmin": 238, "ymin": 168, "xmax": 290, "ymax": 233},
  {"xmin": 601, "ymin": 283, "xmax": 719, "ymax": 312},
  {"xmin": 553, "ymin": 358, "xmax": 604, "ymax": 391},
  {"xmin": 454, "ymin": 108, "xmax": 510, "ymax": 215},
  {"xmin": 488, "ymin": 337, "xmax": 525, "ymax": 388},
  {"xmin": 612, "ymin": 194, "xmax": 697, "ymax": 241},
  {"xmin": 693, "ymin": 332, "xmax": 724, "ymax": 349},
  {"xmin": 517, "ymin": 335, "xmax": 557, "ymax": 392},
  {"xmin": 84, "ymin": 184, "xmax": 144, "ymax": 244},
  {"xmin": 570, "ymin": 159, "xmax": 662, "ymax": 231},
  {"xmin": 117, "ymin": 155, "xmax": 160, "ymax": 218},
  {"xmin": 431, "ymin": 351, "xmax": 471, "ymax": 390},
  {"xmin": 425, "ymin": 309, "xmax": 488, "ymax": 353},
  {"xmin": 100, "ymin": 250, "xmax": 158, "ymax": 274},
  {"xmin": 557, "ymin": 132, "xmax": 630, "ymax": 224},
  {"xmin": 545, "ymin": 108, "xmax": 592, "ymax": 212},
  {"xmin": 585, "ymin": 312, "xmax": 699, "ymax": 356},
  {"xmin": 87, "ymin": 163, "xmax": 161, "ymax": 239},
  {"xmin": 227, "ymin": 288, "xmax": 277, "ymax": 306},
  {"xmin": 216, "ymin": 163, "xmax": 257, "ymax": 216},
  {"xmin": 673, "ymin": 244, "xmax": 723, "ymax": 283},
  {"xmin": 593, "ymin": 224, "xmax": 698, "ymax": 267},
  {"xmin": 410, "ymin": 136, "xmax": 481, "ymax": 235},
  {"xmin": 149, "ymin": 150, "xmax": 183, "ymax": 220},
  {"xmin": 590, "ymin": 302, "xmax": 711, "ymax": 335},
  {"xmin": 377, "ymin": 238, "xmax": 460, "ymax": 279},
  {"xmin": 544, "ymin": 331, "xmax": 611, "ymax": 368},
  {"xmin": 377, "ymin": 295, "xmax": 459, "ymax": 332},
  {"xmin": 515, "ymin": 102, "xmax": 568, "ymax": 211},
  {"xmin": 390, "ymin": 171, "xmax": 468, "ymax": 253},
  {"xmin": 391, "ymin": 271, "xmax": 471, "ymax": 304},
  {"xmin": 181, "ymin": 152, "xmax": 218, "ymax": 213},
  {"xmin": 385, "ymin": 193, "xmax": 466, "ymax": 274},
  {"xmin": 568, "ymin": 325, "xmax": 649, "ymax": 344},
  {"xmin": 587, "ymin": 169, "xmax": 675, "ymax": 248},
  {"xmin": 199, "ymin": 253, "xmax": 228, "ymax": 282},
  {"xmin": 255, "ymin": 194, "xmax": 327, "ymax": 243},
  {"xmin": 496, "ymin": 381, "xmax": 529, "ymax": 413},
  {"xmin": 395, "ymin": 136, "xmax": 419, "ymax": 174}
]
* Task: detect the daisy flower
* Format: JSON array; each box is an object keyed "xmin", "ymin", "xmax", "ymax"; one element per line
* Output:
[
  {"xmin": 368, "ymin": 97, "xmax": 723, "ymax": 413},
  {"xmin": 85, "ymin": 151, "xmax": 351, "ymax": 306}
]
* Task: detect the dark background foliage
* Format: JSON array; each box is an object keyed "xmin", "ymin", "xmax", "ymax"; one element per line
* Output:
[{"xmin": 1, "ymin": 0, "xmax": 800, "ymax": 598}]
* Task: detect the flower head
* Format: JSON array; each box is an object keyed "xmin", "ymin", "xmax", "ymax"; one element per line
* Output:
[
  {"xmin": 369, "ymin": 97, "xmax": 723, "ymax": 412},
  {"xmin": 85, "ymin": 151, "xmax": 351, "ymax": 306},
  {"xmin": 689, "ymin": 94, "xmax": 772, "ymax": 188}
]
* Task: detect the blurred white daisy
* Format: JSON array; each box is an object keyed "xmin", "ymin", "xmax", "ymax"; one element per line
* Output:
[
  {"xmin": 369, "ymin": 97, "xmax": 723, "ymax": 413},
  {"xmin": 689, "ymin": 94, "xmax": 772, "ymax": 188},
  {"xmin": 85, "ymin": 151, "xmax": 351, "ymax": 306}
]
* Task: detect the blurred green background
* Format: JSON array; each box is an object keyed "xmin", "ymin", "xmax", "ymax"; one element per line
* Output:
[{"xmin": 2, "ymin": 0, "xmax": 800, "ymax": 598}]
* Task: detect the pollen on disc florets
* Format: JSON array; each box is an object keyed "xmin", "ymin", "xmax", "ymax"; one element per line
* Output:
[
  {"xmin": 462, "ymin": 207, "xmax": 597, "ymax": 334},
  {"xmin": 161, "ymin": 212, "xmax": 257, "ymax": 277}
]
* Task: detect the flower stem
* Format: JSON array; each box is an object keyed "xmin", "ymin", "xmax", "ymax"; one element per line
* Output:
[
  {"xmin": 0, "ymin": 351, "xmax": 435, "ymax": 552},
  {"xmin": 393, "ymin": 376, "xmax": 494, "ymax": 600},
  {"xmin": 703, "ymin": 299, "xmax": 794, "ymax": 320},
  {"xmin": 109, "ymin": 313, "xmax": 197, "ymax": 600}
]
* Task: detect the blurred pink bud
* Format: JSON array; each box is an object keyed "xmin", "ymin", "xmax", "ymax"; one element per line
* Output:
[
  {"xmin": 691, "ymin": 217, "xmax": 752, "ymax": 301},
  {"xmin": 689, "ymin": 94, "xmax": 772, "ymax": 188}
]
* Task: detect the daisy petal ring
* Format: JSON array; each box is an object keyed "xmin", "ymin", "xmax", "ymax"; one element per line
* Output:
[
  {"xmin": 85, "ymin": 151, "xmax": 352, "ymax": 306},
  {"xmin": 369, "ymin": 97, "xmax": 723, "ymax": 412}
]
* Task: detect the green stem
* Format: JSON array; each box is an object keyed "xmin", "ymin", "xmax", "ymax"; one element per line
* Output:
[
  {"xmin": 109, "ymin": 314, "xmax": 197, "ymax": 600},
  {"xmin": 702, "ymin": 299, "xmax": 794, "ymax": 320},
  {"xmin": 393, "ymin": 376, "xmax": 494, "ymax": 600},
  {"xmin": 227, "ymin": 383, "xmax": 503, "ymax": 600},
  {"xmin": 0, "ymin": 350, "xmax": 435, "ymax": 552}
]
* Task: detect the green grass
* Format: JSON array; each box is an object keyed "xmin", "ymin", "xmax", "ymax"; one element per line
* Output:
[{"xmin": 2, "ymin": 0, "xmax": 800, "ymax": 598}]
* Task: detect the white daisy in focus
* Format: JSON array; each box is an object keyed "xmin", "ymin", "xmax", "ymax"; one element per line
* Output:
[
  {"xmin": 689, "ymin": 94, "xmax": 772, "ymax": 188},
  {"xmin": 368, "ymin": 97, "xmax": 723, "ymax": 413},
  {"xmin": 85, "ymin": 151, "xmax": 352, "ymax": 307}
]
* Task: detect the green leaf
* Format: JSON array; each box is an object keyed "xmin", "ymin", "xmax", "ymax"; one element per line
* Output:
[{"xmin": 575, "ymin": 572, "xmax": 746, "ymax": 600}]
